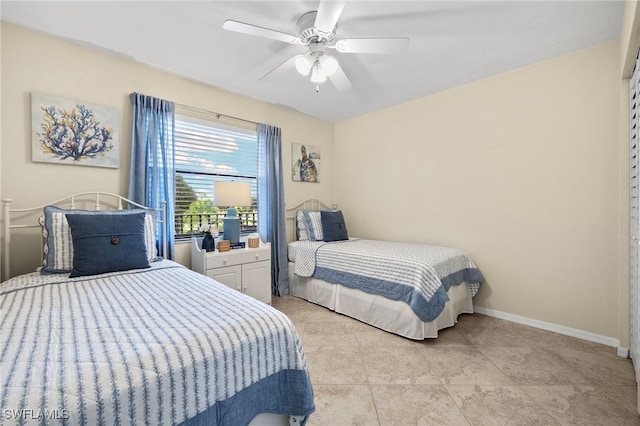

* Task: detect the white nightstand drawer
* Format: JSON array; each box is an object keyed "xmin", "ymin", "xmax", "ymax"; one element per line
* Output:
[
  {"xmin": 192, "ymin": 237, "xmax": 272, "ymax": 304},
  {"xmin": 205, "ymin": 251, "xmax": 243, "ymax": 269},
  {"xmin": 242, "ymin": 248, "xmax": 271, "ymax": 264}
]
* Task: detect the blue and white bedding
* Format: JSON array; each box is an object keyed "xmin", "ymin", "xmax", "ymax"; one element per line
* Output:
[
  {"xmin": 1, "ymin": 260, "xmax": 314, "ymax": 425},
  {"xmin": 294, "ymin": 239, "xmax": 484, "ymax": 322}
]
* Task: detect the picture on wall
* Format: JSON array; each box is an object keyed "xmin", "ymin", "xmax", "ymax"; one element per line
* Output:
[
  {"xmin": 31, "ymin": 92, "xmax": 119, "ymax": 168},
  {"xmin": 292, "ymin": 143, "xmax": 320, "ymax": 183}
]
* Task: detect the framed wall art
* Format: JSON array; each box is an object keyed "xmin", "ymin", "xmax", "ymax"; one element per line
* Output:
[
  {"xmin": 292, "ymin": 143, "xmax": 320, "ymax": 183},
  {"xmin": 31, "ymin": 92, "xmax": 119, "ymax": 168}
]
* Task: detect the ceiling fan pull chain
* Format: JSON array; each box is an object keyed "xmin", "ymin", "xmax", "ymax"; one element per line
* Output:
[{"xmin": 316, "ymin": 85, "xmax": 320, "ymax": 93}]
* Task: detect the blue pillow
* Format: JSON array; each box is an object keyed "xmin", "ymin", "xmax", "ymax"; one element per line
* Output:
[
  {"xmin": 321, "ymin": 210, "xmax": 348, "ymax": 242},
  {"xmin": 41, "ymin": 206, "xmax": 157, "ymax": 274},
  {"xmin": 65, "ymin": 212, "xmax": 150, "ymax": 277}
]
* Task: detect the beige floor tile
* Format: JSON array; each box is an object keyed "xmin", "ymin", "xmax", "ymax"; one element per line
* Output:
[
  {"xmin": 307, "ymin": 384, "xmax": 380, "ymax": 426},
  {"xmin": 352, "ymin": 321, "xmax": 419, "ymax": 348},
  {"xmin": 422, "ymin": 347, "xmax": 514, "ymax": 386},
  {"xmin": 456, "ymin": 314, "xmax": 605, "ymax": 351},
  {"xmin": 360, "ymin": 346, "xmax": 440, "ymax": 385},
  {"xmin": 370, "ymin": 384, "xmax": 470, "ymax": 425},
  {"xmin": 478, "ymin": 346, "xmax": 589, "ymax": 386},
  {"xmin": 272, "ymin": 295, "xmax": 313, "ymax": 326},
  {"xmin": 550, "ymin": 347, "xmax": 636, "ymax": 387},
  {"xmin": 301, "ymin": 321, "xmax": 360, "ymax": 347},
  {"xmin": 455, "ymin": 314, "xmax": 577, "ymax": 349},
  {"xmin": 601, "ymin": 386, "xmax": 640, "ymax": 414},
  {"xmin": 305, "ymin": 345, "xmax": 368, "ymax": 385},
  {"xmin": 522, "ymin": 385, "xmax": 640, "ymax": 425},
  {"xmin": 446, "ymin": 385, "xmax": 560, "ymax": 425}
]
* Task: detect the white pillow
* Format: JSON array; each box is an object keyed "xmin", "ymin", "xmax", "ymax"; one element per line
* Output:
[
  {"xmin": 302, "ymin": 210, "xmax": 324, "ymax": 241},
  {"xmin": 296, "ymin": 210, "xmax": 310, "ymax": 241}
]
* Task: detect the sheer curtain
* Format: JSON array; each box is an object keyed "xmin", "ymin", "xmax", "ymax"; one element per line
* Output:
[
  {"xmin": 257, "ymin": 123, "xmax": 289, "ymax": 296},
  {"xmin": 128, "ymin": 92, "xmax": 175, "ymax": 259}
]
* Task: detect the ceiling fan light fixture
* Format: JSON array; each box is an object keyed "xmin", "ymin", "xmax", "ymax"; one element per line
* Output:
[
  {"xmin": 319, "ymin": 55, "xmax": 338, "ymax": 76},
  {"xmin": 295, "ymin": 55, "xmax": 314, "ymax": 76},
  {"xmin": 310, "ymin": 61, "xmax": 327, "ymax": 83}
]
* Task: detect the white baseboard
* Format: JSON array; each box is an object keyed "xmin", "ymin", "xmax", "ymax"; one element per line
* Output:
[{"xmin": 473, "ymin": 306, "xmax": 627, "ymax": 358}]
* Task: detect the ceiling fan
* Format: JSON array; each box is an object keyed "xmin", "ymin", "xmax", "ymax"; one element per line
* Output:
[{"xmin": 223, "ymin": 1, "xmax": 410, "ymax": 92}]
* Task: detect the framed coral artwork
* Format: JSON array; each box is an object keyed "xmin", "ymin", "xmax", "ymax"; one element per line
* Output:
[
  {"xmin": 31, "ymin": 92, "xmax": 119, "ymax": 168},
  {"xmin": 292, "ymin": 143, "xmax": 320, "ymax": 183}
]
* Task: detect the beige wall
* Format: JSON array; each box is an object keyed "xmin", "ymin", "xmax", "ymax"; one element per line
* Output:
[
  {"xmin": 335, "ymin": 40, "xmax": 622, "ymax": 342},
  {"xmin": 0, "ymin": 23, "xmax": 334, "ymax": 275}
]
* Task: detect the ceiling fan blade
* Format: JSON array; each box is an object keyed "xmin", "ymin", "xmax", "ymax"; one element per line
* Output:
[
  {"xmin": 314, "ymin": 0, "xmax": 346, "ymax": 34},
  {"xmin": 223, "ymin": 20, "xmax": 302, "ymax": 45},
  {"xmin": 328, "ymin": 62, "xmax": 352, "ymax": 92},
  {"xmin": 334, "ymin": 37, "xmax": 410, "ymax": 54},
  {"xmin": 260, "ymin": 55, "xmax": 300, "ymax": 81}
]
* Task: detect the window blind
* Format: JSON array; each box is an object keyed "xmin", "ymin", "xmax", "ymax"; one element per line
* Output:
[{"xmin": 174, "ymin": 114, "xmax": 258, "ymax": 237}]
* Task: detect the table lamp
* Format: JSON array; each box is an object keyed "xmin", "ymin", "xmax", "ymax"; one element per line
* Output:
[{"xmin": 213, "ymin": 181, "xmax": 251, "ymax": 246}]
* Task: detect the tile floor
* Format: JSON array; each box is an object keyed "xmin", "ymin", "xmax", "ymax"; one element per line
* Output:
[{"xmin": 272, "ymin": 295, "xmax": 640, "ymax": 425}]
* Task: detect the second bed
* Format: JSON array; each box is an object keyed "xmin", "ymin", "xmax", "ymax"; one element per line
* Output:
[{"xmin": 286, "ymin": 199, "xmax": 484, "ymax": 340}]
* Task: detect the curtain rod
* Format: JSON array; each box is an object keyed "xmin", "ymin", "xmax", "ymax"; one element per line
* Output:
[{"xmin": 175, "ymin": 103, "xmax": 258, "ymax": 127}]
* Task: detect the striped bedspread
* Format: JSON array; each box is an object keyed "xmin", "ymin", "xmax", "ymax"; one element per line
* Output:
[
  {"xmin": 294, "ymin": 239, "xmax": 484, "ymax": 322},
  {"xmin": 0, "ymin": 260, "xmax": 314, "ymax": 425}
]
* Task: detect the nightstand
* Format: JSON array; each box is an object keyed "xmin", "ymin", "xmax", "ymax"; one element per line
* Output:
[{"xmin": 191, "ymin": 237, "xmax": 272, "ymax": 304}]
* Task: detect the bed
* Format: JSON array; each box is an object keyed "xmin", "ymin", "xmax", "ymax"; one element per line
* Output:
[
  {"xmin": 285, "ymin": 199, "xmax": 484, "ymax": 340},
  {"xmin": 1, "ymin": 192, "xmax": 314, "ymax": 426}
]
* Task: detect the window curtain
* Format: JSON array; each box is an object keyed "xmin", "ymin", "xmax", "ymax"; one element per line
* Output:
[
  {"xmin": 128, "ymin": 92, "xmax": 175, "ymax": 259},
  {"xmin": 257, "ymin": 123, "xmax": 289, "ymax": 296}
]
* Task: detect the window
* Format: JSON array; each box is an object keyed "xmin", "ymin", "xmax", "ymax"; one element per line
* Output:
[{"xmin": 174, "ymin": 114, "xmax": 258, "ymax": 239}]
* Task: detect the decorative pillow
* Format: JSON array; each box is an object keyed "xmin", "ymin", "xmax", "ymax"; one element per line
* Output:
[
  {"xmin": 65, "ymin": 212, "xmax": 150, "ymax": 277},
  {"xmin": 41, "ymin": 206, "xmax": 157, "ymax": 274},
  {"xmin": 296, "ymin": 210, "xmax": 310, "ymax": 241},
  {"xmin": 302, "ymin": 210, "xmax": 324, "ymax": 241},
  {"xmin": 321, "ymin": 210, "xmax": 349, "ymax": 242}
]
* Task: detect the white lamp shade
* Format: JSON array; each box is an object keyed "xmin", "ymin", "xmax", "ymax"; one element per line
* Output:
[
  {"xmin": 213, "ymin": 181, "xmax": 251, "ymax": 207},
  {"xmin": 319, "ymin": 55, "xmax": 338, "ymax": 76},
  {"xmin": 310, "ymin": 61, "xmax": 327, "ymax": 83},
  {"xmin": 295, "ymin": 55, "xmax": 314, "ymax": 76}
]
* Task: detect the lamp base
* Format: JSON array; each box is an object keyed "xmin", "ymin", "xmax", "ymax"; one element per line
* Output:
[{"xmin": 222, "ymin": 217, "xmax": 240, "ymax": 245}]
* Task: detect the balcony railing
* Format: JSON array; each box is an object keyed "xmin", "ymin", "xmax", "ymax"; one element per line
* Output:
[{"xmin": 175, "ymin": 210, "xmax": 258, "ymax": 239}]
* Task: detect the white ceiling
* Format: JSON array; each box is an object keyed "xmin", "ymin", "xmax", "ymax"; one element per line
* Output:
[{"xmin": 1, "ymin": 1, "xmax": 625, "ymax": 122}]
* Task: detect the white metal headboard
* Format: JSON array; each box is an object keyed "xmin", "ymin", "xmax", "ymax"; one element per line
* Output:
[
  {"xmin": 285, "ymin": 199, "xmax": 336, "ymax": 241},
  {"xmin": 1, "ymin": 192, "xmax": 167, "ymax": 281}
]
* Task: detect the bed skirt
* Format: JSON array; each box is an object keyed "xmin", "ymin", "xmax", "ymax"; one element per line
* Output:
[{"xmin": 288, "ymin": 262, "xmax": 474, "ymax": 339}]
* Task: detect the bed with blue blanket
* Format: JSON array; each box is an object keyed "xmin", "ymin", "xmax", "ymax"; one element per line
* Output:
[
  {"xmin": 286, "ymin": 199, "xmax": 484, "ymax": 340},
  {"xmin": 1, "ymin": 193, "xmax": 314, "ymax": 426}
]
